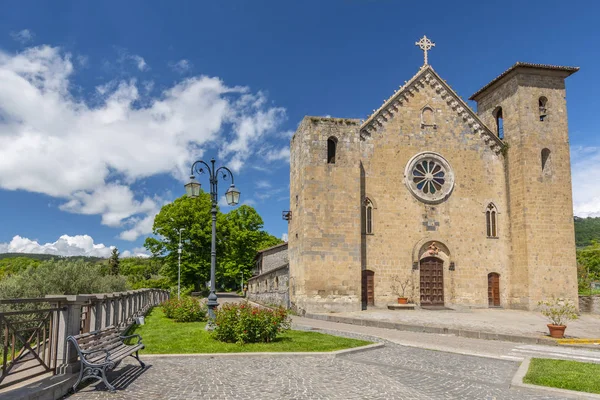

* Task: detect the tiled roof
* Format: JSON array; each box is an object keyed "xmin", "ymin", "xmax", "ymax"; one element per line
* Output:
[{"xmin": 469, "ymin": 62, "xmax": 579, "ymax": 100}]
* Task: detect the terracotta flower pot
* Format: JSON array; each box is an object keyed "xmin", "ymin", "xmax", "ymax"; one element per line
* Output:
[
  {"xmin": 547, "ymin": 324, "xmax": 566, "ymax": 338},
  {"xmin": 398, "ymin": 297, "xmax": 408, "ymax": 304}
]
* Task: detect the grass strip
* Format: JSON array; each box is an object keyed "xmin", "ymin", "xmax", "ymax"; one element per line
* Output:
[
  {"xmin": 128, "ymin": 307, "xmax": 371, "ymax": 354},
  {"xmin": 523, "ymin": 358, "xmax": 600, "ymax": 395}
]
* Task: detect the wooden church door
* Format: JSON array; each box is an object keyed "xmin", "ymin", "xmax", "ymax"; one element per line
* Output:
[
  {"xmin": 488, "ymin": 273, "xmax": 500, "ymax": 307},
  {"xmin": 362, "ymin": 270, "xmax": 374, "ymax": 306},
  {"xmin": 420, "ymin": 257, "xmax": 444, "ymax": 305}
]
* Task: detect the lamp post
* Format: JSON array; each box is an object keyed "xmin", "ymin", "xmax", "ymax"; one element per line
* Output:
[
  {"xmin": 184, "ymin": 158, "xmax": 240, "ymax": 327},
  {"xmin": 177, "ymin": 228, "xmax": 185, "ymax": 300}
]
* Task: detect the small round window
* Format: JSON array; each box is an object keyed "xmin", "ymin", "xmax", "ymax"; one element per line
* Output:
[{"xmin": 405, "ymin": 152, "xmax": 454, "ymax": 203}]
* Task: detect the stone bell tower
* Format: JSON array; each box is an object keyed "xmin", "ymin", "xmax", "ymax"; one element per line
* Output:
[
  {"xmin": 470, "ymin": 63, "xmax": 579, "ymax": 309},
  {"xmin": 288, "ymin": 116, "xmax": 363, "ymax": 314}
]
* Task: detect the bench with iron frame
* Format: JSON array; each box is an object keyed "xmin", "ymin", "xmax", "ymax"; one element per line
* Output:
[{"xmin": 67, "ymin": 325, "xmax": 145, "ymax": 392}]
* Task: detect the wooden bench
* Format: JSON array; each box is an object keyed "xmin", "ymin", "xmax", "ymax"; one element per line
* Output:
[{"xmin": 67, "ymin": 326, "xmax": 145, "ymax": 392}]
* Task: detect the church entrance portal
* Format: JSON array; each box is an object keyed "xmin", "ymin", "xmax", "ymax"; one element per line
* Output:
[
  {"xmin": 420, "ymin": 257, "xmax": 444, "ymax": 306},
  {"xmin": 362, "ymin": 270, "xmax": 374, "ymax": 307},
  {"xmin": 488, "ymin": 273, "xmax": 500, "ymax": 307}
]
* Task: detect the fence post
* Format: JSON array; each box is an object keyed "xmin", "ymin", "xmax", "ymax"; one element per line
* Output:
[{"xmin": 45, "ymin": 295, "xmax": 86, "ymax": 374}]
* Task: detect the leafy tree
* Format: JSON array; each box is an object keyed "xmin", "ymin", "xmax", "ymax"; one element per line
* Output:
[
  {"xmin": 144, "ymin": 192, "xmax": 220, "ymax": 290},
  {"xmin": 576, "ymin": 241, "xmax": 600, "ymax": 293},
  {"xmin": 576, "ymin": 241, "xmax": 600, "ymax": 276},
  {"xmin": 144, "ymin": 194, "xmax": 282, "ymax": 291},
  {"xmin": 108, "ymin": 248, "xmax": 120, "ymax": 275},
  {"xmin": 219, "ymin": 205, "xmax": 282, "ymax": 288}
]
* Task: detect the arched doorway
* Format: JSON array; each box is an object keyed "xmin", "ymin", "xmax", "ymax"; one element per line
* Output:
[
  {"xmin": 420, "ymin": 257, "xmax": 444, "ymax": 306},
  {"xmin": 362, "ymin": 270, "xmax": 374, "ymax": 307},
  {"xmin": 488, "ymin": 273, "xmax": 500, "ymax": 307}
]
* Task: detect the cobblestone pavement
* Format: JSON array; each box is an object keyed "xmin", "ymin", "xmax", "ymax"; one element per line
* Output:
[{"xmin": 66, "ymin": 343, "xmax": 562, "ymax": 400}]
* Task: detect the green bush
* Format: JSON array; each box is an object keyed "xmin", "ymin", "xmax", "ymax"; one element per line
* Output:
[
  {"xmin": 162, "ymin": 297, "xmax": 207, "ymax": 322},
  {"xmin": 212, "ymin": 303, "xmax": 290, "ymax": 344},
  {"xmin": 0, "ymin": 259, "xmax": 128, "ymax": 299}
]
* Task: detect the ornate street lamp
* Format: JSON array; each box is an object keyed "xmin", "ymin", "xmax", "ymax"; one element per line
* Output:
[{"xmin": 184, "ymin": 158, "xmax": 240, "ymax": 328}]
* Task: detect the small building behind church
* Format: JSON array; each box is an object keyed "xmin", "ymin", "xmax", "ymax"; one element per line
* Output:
[
  {"xmin": 247, "ymin": 243, "xmax": 289, "ymax": 308},
  {"xmin": 284, "ymin": 37, "xmax": 579, "ymax": 315}
]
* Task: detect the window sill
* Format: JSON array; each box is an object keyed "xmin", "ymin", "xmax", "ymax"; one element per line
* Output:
[{"xmin": 486, "ymin": 236, "xmax": 499, "ymax": 240}]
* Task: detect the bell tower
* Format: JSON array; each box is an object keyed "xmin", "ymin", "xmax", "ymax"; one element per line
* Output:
[{"xmin": 470, "ymin": 63, "xmax": 579, "ymax": 309}]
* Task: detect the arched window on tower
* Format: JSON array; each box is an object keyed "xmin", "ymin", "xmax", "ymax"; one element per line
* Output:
[
  {"xmin": 421, "ymin": 106, "xmax": 436, "ymax": 128},
  {"xmin": 486, "ymin": 203, "xmax": 498, "ymax": 238},
  {"xmin": 327, "ymin": 137, "xmax": 337, "ymax": 164},
  {"xmin": 493, "ymin": 107, "xmax": 504, "ymax": 139},
  {"xmin": 541, "ymin": 148, "xmax": 552, "ymax": 175},
  {"xmin": 539, "ymin": 97, "xmax": 548, "ymax": 121},
  {"xmin": 364, "ymin": 198, "xmax": 374, "ymax": 234}
]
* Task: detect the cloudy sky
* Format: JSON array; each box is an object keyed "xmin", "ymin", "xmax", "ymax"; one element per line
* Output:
[{"xmin": 0, "ymin": 1, "xmax": 598, "ymax": 257}]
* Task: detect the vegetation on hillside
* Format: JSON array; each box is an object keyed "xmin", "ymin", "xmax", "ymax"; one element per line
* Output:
[
  {"xmin": 0, "ymin": 196, "xmax": 282, "ymax": 297},
  {"xmin": 0, "ymin": 259, "xmax": 128, "ymax": 299},
  {"xmin": 574, "ymin": 216, "xmax": 600, "ymax": 247}
]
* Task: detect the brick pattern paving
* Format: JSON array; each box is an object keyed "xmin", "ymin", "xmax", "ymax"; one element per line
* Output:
[{"xmin": 66, "ymin": 343, "xmax": 562, "ymax": 399}]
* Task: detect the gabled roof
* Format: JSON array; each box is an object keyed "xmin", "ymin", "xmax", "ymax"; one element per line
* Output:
[
  {"xmin": 257, "ymin": 242, "xmax": 288, "ymax": 253},
  {"xmin": 359, "ymin": 65, "xmax": 504, "ymax": 154},
  {"xmin": 469, "ymin": 62, "xmax": 579, "ymax": 100}
]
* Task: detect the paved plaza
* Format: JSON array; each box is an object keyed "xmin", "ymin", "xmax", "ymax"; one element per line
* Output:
[
  {"xmin": 61, "ymin": 295, "xmax": 600, "ymax": 399},
  {"xmin": 313, "ymin": 306, "xmax": 600, "ymax": 339},
  {"xmin": 66, "ymin": 343, "xmax": 565, "ymax": 400}
]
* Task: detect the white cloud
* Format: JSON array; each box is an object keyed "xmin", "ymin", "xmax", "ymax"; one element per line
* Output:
[
  {"xmin": 170, "ymin": 59, "xmax": 192, "ymax": 74},
  {"xmin": 0, "ymin": 45, "xmax": 286, "ymax": 240},
  {"xmin": 281, "ymin": 233, "xmax": 288, "ymax": 242},
  {"xmin": 10, "ymin": 29, "xmax": 34, "ymax": 44},
  {"xmin": 0, "ymin": 234, "xmax": 113, "ymax": 257},
  {"xmin": 572, "ymin": 146, "xmax": 600, "ymax": 217},
  {"xmin": 255, "ymin": 180, "xmax": 271, "ymax": 189},
  {"xmin": 131, "ymin": 55, "xmax": 148, "ymax": 71},
  {"xmin": 263, "ymin": 147, "xmax": 290, "ymax": 162}
]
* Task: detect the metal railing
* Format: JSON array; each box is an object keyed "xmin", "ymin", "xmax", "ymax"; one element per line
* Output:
[
  {"xmin": 0, "ymin": 289, "xmax": 169, "ymax": 391},
  {"xmin": 0, "ymin": 298, "xmax": 64, "ymax": 389}
]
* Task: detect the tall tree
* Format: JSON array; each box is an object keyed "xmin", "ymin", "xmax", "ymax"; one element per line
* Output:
[
  {"xmin": 108, "ymin": 248, "xmax": 120, "ymax": 275},
  {"xmin": 144, "ymin": 194, "xmax": 282, "ymax": 290},
  {"xmin": 144, "ymin": 192, "xmax": 223, "ymax": 290},
  {"xmin": 219, "ymin": 205, "xmax": 282, "ymax": 288}
]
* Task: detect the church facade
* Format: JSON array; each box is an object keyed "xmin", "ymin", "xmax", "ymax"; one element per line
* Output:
[{"xmin": 287, "ymin": 37, "xmax": 579, "ymax": 314}]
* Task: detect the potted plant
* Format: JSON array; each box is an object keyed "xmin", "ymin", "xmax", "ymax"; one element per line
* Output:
[
  {"xmin": 538, "ymin": 298, "xmax": 578, "ymax": 338},
  {"xmin": 390, "ymin": 275, "xmax": 412, "ymax": 304}
]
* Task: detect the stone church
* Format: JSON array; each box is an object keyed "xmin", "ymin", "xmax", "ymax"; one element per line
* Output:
[{"xmin": 287, "ymin": 36, "xmax": 579, "ymax": 314}]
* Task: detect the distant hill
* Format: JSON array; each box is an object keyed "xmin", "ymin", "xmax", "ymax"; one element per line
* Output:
[
  {"xmin": 574, "ymin": 217, "xmax": 600, "ymax": 248},
  {"xmin": 0, "ymin": 253, "xmax": 105, "ymax": 262}
]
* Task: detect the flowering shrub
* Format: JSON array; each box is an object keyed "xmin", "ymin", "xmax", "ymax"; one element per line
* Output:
[
  {"xmin": 212, "ymin": 302, "xmax": 291, "ymax": 344},
  {"xmin": 162, "ymin": 297, "xmax": 207, "ymax": 322},
  {"xmin": 538, "ymin": 298, "xmax": 579, "ymax": 326}
]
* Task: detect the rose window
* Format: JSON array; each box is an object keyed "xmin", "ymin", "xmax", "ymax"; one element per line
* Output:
[
  {"xmin": 412, "ymin": 160, "xmax": 445, "ymax": 194},
  {"xmin": 405, "ymin": 152, "xmax": 454, "ymax": 203}
]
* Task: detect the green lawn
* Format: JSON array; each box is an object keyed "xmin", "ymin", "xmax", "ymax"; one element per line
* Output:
[
  {"xmin": 523, "ymin": 358, "xmax": 600, "ymax": 394},
  {"xmin": 127, "ymin": 307, "xmax": 371, "ymax": 354}
]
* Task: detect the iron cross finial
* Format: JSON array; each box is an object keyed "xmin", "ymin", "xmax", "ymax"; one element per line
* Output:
[{"xmin": 415, "ymin": 35, "xmax": 435, "ymax": 66}]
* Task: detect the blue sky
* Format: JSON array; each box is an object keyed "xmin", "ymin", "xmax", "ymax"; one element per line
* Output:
[{"xmin": 0, "ymin": 0, "xmax": 598, "ymax": 257}]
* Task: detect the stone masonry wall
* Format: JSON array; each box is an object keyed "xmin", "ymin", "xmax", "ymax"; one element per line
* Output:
[
  {"xmin": 247, "ymin": 265, "xmax": 289, "ymax": 308},
  {"xmin": 579, "ymin": 295, "xmax": 600, "ymax": 314},
  {"xmin": 289, "ymin": 117, "xmax": 363, "ymax": 314},
  {"xmin": 474, "ymin": 68, "xmax": 578, "ymax": 309},
  {"xmin": 261, "ymin": 245, "xmax": 289, "ymax": 274},
  {"xmin": 359, "ymin": 71, "xmax": 509, "ymax": 308}
]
